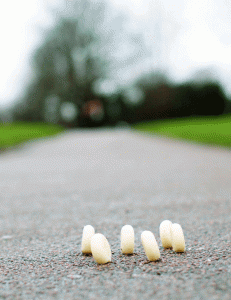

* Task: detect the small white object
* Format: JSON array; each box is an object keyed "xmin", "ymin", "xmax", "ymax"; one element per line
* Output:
[
  {"xmin": 141, "ymin": 231, "xmax": 160, "ymax": 261},
  {"xmin": 121, "ymin": 225, "xmax": 135, "ymax": 254},
  {"xmin": 91, "ymin": 233, "xmax": 112, "ymax": 264},
  {"xmin": 67, "ymin": 274, "xmax": 82, "ymax": 279},
  {"xmin": 171, "ymin": 223, "xmax": 186, "ymax": 252},
  {"xmin": 159, "ymin": 220, "xmax": 173, "ymax": 248},
  {"xmin": 81, "ymin": 225, "xmax": 95, "ymax": 254},
  {"xmin": 0, "ymin": 235, "xmax": 13, "ymax": 240}
]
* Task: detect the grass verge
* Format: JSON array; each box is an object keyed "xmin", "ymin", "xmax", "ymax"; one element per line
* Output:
[
  {"xmin": 133, "ymin": 115, "xmax": 231, "ymax": 148},
  {"xmin": 0, "ymin": 122, "xmax": 64, "ymax": 151}
]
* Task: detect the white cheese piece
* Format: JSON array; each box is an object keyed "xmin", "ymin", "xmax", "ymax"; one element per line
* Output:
[
  {"xmin": 159, "ymin": 220, "xmax": 173, "ymax": 248},
  {"xmin": 141, "ymin": 231, "xmax": 160, "ymax": 261},
  {"xmin": 81, "ymin": 225, "xmax": 95, "ymax": 254},
  {"xmin": 171, "ymin": 223, "xmax": 186, "ymax": 252},
  {"xmin": 91, "ymin": 233, "xmax": 112, "ymax": 264},
  {"xmin": 121, "ymin": 225, "xmax": 135, "ymax": 254}
]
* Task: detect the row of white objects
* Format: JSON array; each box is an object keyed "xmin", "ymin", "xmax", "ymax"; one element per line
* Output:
[{"xmin": 81, "ymin": 220, "xmax": 185, "ymax": 264}]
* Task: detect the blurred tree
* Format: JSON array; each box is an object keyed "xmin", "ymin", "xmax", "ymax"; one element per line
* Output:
[
  {"xmin": 224, "ymin": 98, "xmax": 231, "ymax": 114},
  {"xmin": 173, "ymin": 84, "xmax": 197, "ymax": 117},
  {"xmin": 194, "ymin": 83, "xmax": 226, "ymax": 115},
  {"xmin": 17, "ymin": 0, "xmax": 148, "ymax": 126},
  {"xmin": 131, "ymin": 70, "xmax": 174, "ymax": 122},
  {"xmin": 130, "ymin": 70, "xmax": 227, "ymax": 124},
  {"xmin": 30, "ymin": 15, "xmax": 105, "ymax": 123}
]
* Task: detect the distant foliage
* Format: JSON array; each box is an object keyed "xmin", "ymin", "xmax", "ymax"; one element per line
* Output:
[
  {"xmin": 12, "ymin": 0, "xmax": 230, "ymax": 128},
  {"xmin": 127, "ymin": 71, "xmax": 228, "ymax": 124},
  {"xmin": 14, "ymin": 0, "xmax": 147, "ymax": 127}
]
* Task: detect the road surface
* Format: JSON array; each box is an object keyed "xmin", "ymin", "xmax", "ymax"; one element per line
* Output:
[{"xmin": 0, "ymin": 128, "xmax": 230, "ymax": 299}]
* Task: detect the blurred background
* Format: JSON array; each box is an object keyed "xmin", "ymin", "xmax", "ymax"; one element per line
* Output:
[{"xmin": 1, "ymin": 0, "xmax": 231, "ymax": 148}]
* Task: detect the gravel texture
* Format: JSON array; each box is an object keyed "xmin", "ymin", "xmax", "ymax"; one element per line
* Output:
[{"xmin": 0, "ymin": 128, "xmax": 230, "ymax": 299}]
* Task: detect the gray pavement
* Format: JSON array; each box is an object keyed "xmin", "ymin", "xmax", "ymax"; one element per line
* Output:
[{"xmin": 0, "ymin": 128, "xmax": 230, "ymax": 299}]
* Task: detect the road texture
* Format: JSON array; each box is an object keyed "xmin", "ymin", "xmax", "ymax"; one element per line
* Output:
[{"xmin": 0, "ymin": 128, "xmax": 230, "ymax": 299}]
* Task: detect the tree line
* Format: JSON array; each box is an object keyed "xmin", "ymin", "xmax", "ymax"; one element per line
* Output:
[{"xmin": 11, "ymin": 0, "xmax": 231, "ymax": 127}]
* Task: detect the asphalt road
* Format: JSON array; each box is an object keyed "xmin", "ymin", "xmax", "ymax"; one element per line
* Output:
[{"xmin": 0, "ymin": 128, "xmax": 230, "ymax": 299}]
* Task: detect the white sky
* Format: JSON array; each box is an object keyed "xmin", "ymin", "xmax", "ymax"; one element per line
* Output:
[
  {"xmin": 0, "ymin": 0, "xmax": 53, "ymax": 108},
  {"xmin": 1, "ymin": 0, "xmax": 231, "ymax": 108}
]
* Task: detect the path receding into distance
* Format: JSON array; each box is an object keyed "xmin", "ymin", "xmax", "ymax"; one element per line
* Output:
[{"xmin": 0, "ymin": 128, "xmax": 230, "ymax": 299}]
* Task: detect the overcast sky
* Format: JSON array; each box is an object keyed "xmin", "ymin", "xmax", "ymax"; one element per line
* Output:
[{"xmin": 1, "ymin": 0, "xmax": 231, "ymax": 108}]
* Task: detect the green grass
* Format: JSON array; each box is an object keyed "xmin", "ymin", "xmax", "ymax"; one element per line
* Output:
[
  {"xmin": 0, "ymin": 122, "xmax": 65, "ymax": 150},
  {"xmin": 133, "ymin": 115, "xmax": 231, "ymax": 148}
]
